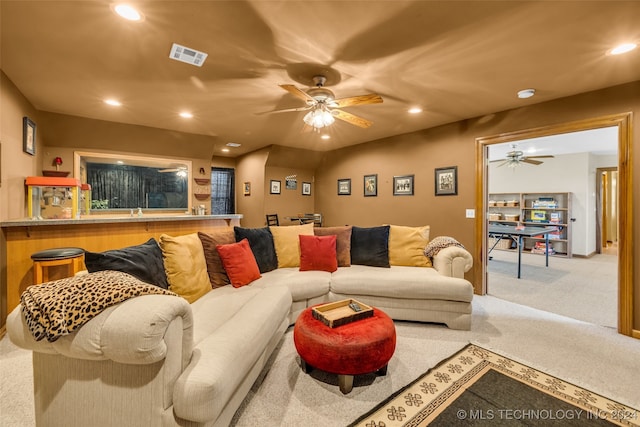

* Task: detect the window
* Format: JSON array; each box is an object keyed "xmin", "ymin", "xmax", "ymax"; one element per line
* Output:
[{"xmin": 211, "ymin": 167, "xmax": 235, "ymax": 214}]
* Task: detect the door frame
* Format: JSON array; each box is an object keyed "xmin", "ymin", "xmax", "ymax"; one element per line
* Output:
[{"xmin": 474, "ymin": 113, "xmax": 634, "ymax": 336}]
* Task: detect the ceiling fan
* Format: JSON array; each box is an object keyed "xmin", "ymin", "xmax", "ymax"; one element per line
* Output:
[
  {"xmin": 491, "ymin": 144, "xmax": 554, "ymax": 167},
  {"xmin": 264, "ymin": 75, "xmax": 383, "ymax": 130},
  {"xmin": 159, "ymin": 166, "xmax": 188, "ymax": 177}
]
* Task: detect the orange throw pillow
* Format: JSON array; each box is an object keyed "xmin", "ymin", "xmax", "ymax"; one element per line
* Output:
[{"xmin": 216, "ymin": 239, "xmax": 261, "ymax": 287}]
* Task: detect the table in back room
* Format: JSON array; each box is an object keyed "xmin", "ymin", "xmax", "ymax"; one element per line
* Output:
[{"xmin": 488, "ymin": 224, "xmax": 558, "ymax": 279}]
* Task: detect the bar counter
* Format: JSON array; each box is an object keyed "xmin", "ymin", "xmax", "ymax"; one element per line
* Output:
[{"xmin": 1, "ymin": 214, "xmax": 243, "ymax": 324}]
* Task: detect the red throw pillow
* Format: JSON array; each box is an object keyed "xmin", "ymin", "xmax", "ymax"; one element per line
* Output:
[
  {"xmin": 299, "ymin": 234, "xmax": 338, "ymax": 272},
  {"xmin": 215, "ymin": 239, "xmax": 261, "ymax": 287}
]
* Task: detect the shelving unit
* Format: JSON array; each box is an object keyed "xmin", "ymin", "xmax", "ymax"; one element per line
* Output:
[
  {"xmin": 193, "ymin": 178, "xmax": 211, "ymax": 200},
  {"xmin": 489, "ymin": 192, "xmax": 572, "ymax": 257}
]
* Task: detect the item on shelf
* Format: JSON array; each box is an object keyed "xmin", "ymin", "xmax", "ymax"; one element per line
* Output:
[
  {"xmin": 489, "ymin": 237, "xmax": 513, "ymax": 250},
  {"xmin": 506, "ymin": 200, "xmax": 519, "ymax": 207},
  {"xmin": 531, "ymin": 241, "xmax": 555, "ymax": 255},
  {"xmin": 530, "ymin": 210, "xmax": 547, "ymax": 222},
  {"xmin": 488, "ymin": 200, "xmax": 496, "ymax": 207},
  {"xmin": 532, "ymin": 198, "xmax": 558, "ymax": 208},
  {"xmin": 489, "ymin": 213, "xmax": 502, "ymax": 221},
  {"xmin": 505, "ymin": 214, "xmax": 519, "ymax": 221},
  {"xmin": 496, "ymin": 201, "xmax": 506, "ymax": 207}
]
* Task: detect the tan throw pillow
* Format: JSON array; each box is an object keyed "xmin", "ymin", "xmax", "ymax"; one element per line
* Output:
[
  {"xmin": 159, "ymin": 233, "xmax": 211, "ymax": 303},
  {"xmin": 388, "ymin": 225, "xmax": 432, "ymax": 267},
  {"xmin": 269, "ymin": 222, "xmax": 315, "ymax": 268},
  {"xmin": 198, "ymin": 229, "xmax": 236, "ymax": 288},
  {"xmin": 314, "ymin": 225, "xmax": 353, "ymax": 267}
]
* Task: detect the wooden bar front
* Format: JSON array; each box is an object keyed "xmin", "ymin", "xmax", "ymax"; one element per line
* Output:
[{"xmin": 1, "ymin": 215, "xmax": 242, "ymax": 326}]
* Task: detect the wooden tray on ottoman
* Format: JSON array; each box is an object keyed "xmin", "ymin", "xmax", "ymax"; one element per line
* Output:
[{"xmin": 312, "ymin": 299, "xmax": 374, "ymax": 328}]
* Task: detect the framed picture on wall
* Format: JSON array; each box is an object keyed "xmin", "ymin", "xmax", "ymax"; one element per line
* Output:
[
  {"xmin": 302, "ymin": 182, "xmax": 311, "ymax": 196},
  {"xmin": 337, "ymin": 178, "xmax": 351, "ymax": 195},
  {"xmin": 23, "ymin": 117, "xmax": 36, "ymax": 155},
  {"xmin": 435, "ymin": 166, "xmax": 457, "ymax": 196},
  {"xmin": 243, "ymin": 182, "xmax": 251, "ymax": 196},
  {"xmin": 270, "ymin": 180, "xmax": 281, "ymax": 194},
  {"xmin": 364, "ymin": 174, "xmax": 377, "ymax": 197},
  {"xmin": 393, "ymin": 174, "xmax": 414, "ymax": 196}
]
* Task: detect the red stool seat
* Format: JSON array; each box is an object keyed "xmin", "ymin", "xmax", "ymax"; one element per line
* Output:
[{"xmin": 293, "ymin": 306, "xmax": 396, "ymax": 393}]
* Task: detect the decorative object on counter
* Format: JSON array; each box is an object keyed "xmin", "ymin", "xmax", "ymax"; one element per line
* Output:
[
  {"xmin": 394, "ymin": 174, "xmax": 414, "ymax": 196},
  {"xmin": 25, "ymin": 176, "xmax": 81, "ymax": 219},
  {"xmin": 23, "ymin": 116, "xmax": 36, "ymax": 155},
  {"xmin": 435, "ymin": 166, "xmax": 457, "ymax": 196},
  {"xmin": 80, "ymin": 184, "xmax": 91, "ymax": 216},
  {"xmin": 137, "ymin": 207, "xmax": 143, "ymax": 217}
]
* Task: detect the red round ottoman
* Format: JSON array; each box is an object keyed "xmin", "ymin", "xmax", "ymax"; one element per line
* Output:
[{"xmin": 293, "ymin": 306, "xmax": 396, "ymax": 394}]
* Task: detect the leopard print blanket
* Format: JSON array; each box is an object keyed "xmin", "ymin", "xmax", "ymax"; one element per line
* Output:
[
  {"xmin": 21, "ymin": 270, "xmax": 178, "ymax": 342},
  {"xmin": 423, "ymin": 236, "xmax": 465, "ymax": 258}
]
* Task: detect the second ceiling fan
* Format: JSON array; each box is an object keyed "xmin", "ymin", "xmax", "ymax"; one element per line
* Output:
[
  {"xmin": 267, "ymin": 75, "xmax": 383, "ymax": 130},
  {"xmin": 491, "ymin": 144, "xmax": 554, "ymax": 167}
]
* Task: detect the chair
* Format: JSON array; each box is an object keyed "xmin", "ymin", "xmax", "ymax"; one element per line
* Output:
[
  {"xmin": 300, "ymin": 213, "xmax": 322, "ymax": 227},
  {"xmin": 266, "ymin": 214, "xmax": 279, "ymax": 226},
  {"xmin": 31, "ymin": 247, "xmax": 85, "ymax": 284}
]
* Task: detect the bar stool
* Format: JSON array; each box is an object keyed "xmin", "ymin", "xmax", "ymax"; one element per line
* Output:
[{"xmin": 31, "ymin": 247, "xmax": 85, "ymax": 284}]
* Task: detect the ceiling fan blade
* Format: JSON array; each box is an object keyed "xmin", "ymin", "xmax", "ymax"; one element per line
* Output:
[
  {"xmin": 332, "ymin": 93, "xmax": 383, "ymax": 108},
  {"xmin": 521, "ymin": 158, "xmax": 543, "ymax": 165},
  {"xmin": 332, "ymin": 109, "xmax": 373, "ymax": 128},
  {"xmin": 496, "ymin": 160, "xmax": 511, "ymax": 168},
  {"xmin": 489, "ymin": 158, "xmax": 508, "ymax": 163},
  {"xmin": 279, "ymin": 84, "xmax": 316, "ymax": 104},
  {"xmin": 255, "ymin": 106, "xmax": 312, "ymax": 115},
  {"xmin": 527, "ymin": 155, "xmax": 555, "ymax": 159}
]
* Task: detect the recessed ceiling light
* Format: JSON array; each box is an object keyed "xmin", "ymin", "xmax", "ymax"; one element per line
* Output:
[
  {"xmin": 226, "ymin": 142, "xmax": 241, "ymax": 147},
  {"xmin": 321, "ymin": 134, "xmax": 331, "ymax": 140},
  {"xmin": 609, "ymin": 42, "xmax": 637, "ymax": 55},
  {"xmin": 113, "ymin": 4, "xmax": 143, "ymax": 21},
  {"xmin": 104, "ymin": 99, "xmax": 122, "ymax": 106},
  {"xmin": 221, "ymin": 148, "xmax": 230, "ymax": 153},
  {"xmin": 179, "ymin": 112, "xmax": 193, "ymax": 118},
  {"xmin": 517, "ymin": 89, "xmax": 536, "ymax": 99},
  {"xmin": 408, "ymin": 107, "xmax": 423, "ymax": 114}
]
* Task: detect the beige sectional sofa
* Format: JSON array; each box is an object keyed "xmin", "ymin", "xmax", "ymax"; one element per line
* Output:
[{"xmin": 7, "ymin": 223, "xmax": 473, "ymax": 427}]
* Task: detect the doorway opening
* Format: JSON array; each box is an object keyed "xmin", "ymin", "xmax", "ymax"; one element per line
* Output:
[{"xmin": 474, "ymin": 113, "xmax": 633, "ymax": 336}]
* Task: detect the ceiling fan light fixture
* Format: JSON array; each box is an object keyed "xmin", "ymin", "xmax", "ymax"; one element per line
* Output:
[
  {"xmin": 303, "ymin": 108, "xmax": 335, "ymax": 129},
  {"xmin": 609, "ymin": 42, "xmax": 637, "ymax": 55},
  {"xmin": 113, "ymin": 4, "xmax": 143, "ymax": 21}
]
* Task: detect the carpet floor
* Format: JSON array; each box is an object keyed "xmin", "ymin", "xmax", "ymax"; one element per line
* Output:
[{"xmin": 2, "ymin": 295, "xmax": 639, "ymax": 427}]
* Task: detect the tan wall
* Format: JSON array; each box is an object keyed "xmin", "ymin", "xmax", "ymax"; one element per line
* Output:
[
  {"xmin": 235, "ymin": 148, "xmax": 269, "ymax": 227},
  {"xmin": 264, "ymin": 166, "xmax": 315, "ymax": 226}
]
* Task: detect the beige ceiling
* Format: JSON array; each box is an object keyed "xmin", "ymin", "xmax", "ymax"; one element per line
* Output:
[{"xmin": 2, "ymin": 1, "xmax": 639, "ymax": 158}]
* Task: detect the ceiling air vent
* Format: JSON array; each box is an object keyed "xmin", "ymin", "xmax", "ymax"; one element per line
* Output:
[{"xmin": 169, "ymin": 43, "xmax": 208, "ymax": 67}]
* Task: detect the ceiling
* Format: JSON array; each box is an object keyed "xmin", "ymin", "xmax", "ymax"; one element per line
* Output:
[{"xmin": 2, "ymin": 1, "xmax": 639, "ymax": 158}]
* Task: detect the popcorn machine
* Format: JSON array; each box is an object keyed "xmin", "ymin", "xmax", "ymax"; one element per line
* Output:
[{"xmin": 26, "ymin": 176, "xmax": 82, "ymax": 219}]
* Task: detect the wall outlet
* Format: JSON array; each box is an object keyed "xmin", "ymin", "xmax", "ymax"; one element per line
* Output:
[{"xmin": 465, "ymin": 209, "xmax": 475, "ymax": 218}]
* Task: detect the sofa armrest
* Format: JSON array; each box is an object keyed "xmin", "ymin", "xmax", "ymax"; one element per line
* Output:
[
  {"xmin": 432, "ymin": 246, "xmax": 473, "ymax": 278},
  {"xmin": 7, "ymin": 294, "xmax": 193, "ymax": 366}
]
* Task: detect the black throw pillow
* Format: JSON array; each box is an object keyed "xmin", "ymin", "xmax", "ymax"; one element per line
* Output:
[
  {"xmin": 350, "ymin": 225, "xmax": 391, "ymax": 268},
  {"xmin": 233, "ymin": 226, "xmax": 278, "ymax": 273},
  {"xmin": 84, "ymin": 238, "xmax": 170, "ymax": 289}
]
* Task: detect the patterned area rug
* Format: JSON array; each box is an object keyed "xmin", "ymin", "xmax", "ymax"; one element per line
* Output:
[{"xmin": 350, "ymin": 344, "xmax": 640, "ymax": 427}]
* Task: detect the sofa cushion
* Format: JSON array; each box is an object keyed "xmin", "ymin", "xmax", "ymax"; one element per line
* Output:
[
  {"xmin": 330, "ymin": 265, "xmax": 473, "ymax": 302},
  {"xmin": 299, "ymin": 234, "xmax": 338, "ymax": 273},
  {"xmin": 388, "ymin": 225, "xmax": 432, "ymax": 267},
  {"xmin": 216, "ymin": 239, "xmax": 261, "ymax": 288},
  {"xmin": 234, "ymin": 226, "xmax": 278, "ymax": 273},
  {"xmin": 269, "ymin": 222, "xmax": 315, "ymax": 268},
  {"xmin": 350, "ymin": 225, "xmax": 390, "ymax": 268},
  {"xmin": 84, "ymin": 238, "xmax": 170, "ymax": 289},
  {"xmin": 252, "ymin": 268, "xmax": 331, "ymax": 301},
  {"xmin": 314, "ymin": 225, "xmax": 352, "ymax": 267},
  {"xmin": 159, "ymin": 233, "xmax": 211, "ymax": 303},
  {"xmin": 198, "ymin": 230, "xmax": 235, "ymax": 288}
]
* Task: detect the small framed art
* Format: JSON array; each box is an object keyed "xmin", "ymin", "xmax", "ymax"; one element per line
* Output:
[
  {"xmin": 337, "ymin": 178, "xmax": 351, "ymax": 195},
  {"xmin": 364, "ymin": 174, "xmax": 377, "ymax": 197},
  {"xmin": 435, "ymin": 166, "xmax": 457, "ymax": 196},
  {"xmin": 393, "ymin": 174, "xmax": 414, "ymax": 196},
  {"xmin": 270, "ymin": 180, "xmax": 281, "ymax": 194},
  {"xmin": 302, "ymin": 182, "xmax": 311, "ymax": 196},
  {"xmin": 23, "ymin": 117, "xmax": 36, "ymax": 155},
  {"xmin": 243, "ymin": 182, "xmax": 251, "ymax": 196}
]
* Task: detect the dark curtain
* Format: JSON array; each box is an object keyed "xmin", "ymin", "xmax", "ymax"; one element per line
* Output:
[
  {"xmin": 88, "ymin": 163, "xmax": 187, "ymax": 209},
  {"xmin": 211, "ymin": 167, "xmax": 235, "ymax": 214}
]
